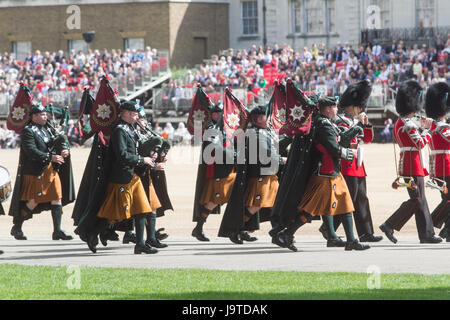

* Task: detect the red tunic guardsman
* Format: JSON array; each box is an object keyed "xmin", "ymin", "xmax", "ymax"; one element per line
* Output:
[
  {"xmin": 379, "ymin": 80, "xmax": 441, "ymax": 244},
  {"xmin": 318, "ymin": 80, "xmax": 383, "ymax": 243},
  {"xmin": 425, "ymin": 82, "xmax": 450, "ymax": 242}
]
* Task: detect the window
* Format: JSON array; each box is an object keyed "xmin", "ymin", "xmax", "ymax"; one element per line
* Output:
[
  {"xmin": 12, "ymin": 41, "xmax": 31, "ymax": 61},
  {"xmin": 125, "ymin": 38, "xmax": 145, "ymax": 51},
  {"xmin": 292, "ymin": 0, "xmax": 334, "ymax": 34},
  {"xmin": 305, "ymin": 0, "xmax": 325, "ymax": 33},
  {"xmin": 416, "ymin": 0, "xmax": 435, "ymax": 28},
  {"xmin": 241, "ymin": 0, "xmax": 258, "ymax": 35},
  {"xmin": 68, "ymin": 39, "xmax": 88, "ymax": 53},
  {"xmin": 291, "ymin": 0, "xmax": 302, "ymax": 33},
  {"xmin": 370, "ymin": 0, "xmax": 391, "ymax": 29},
  {"xmin": 327, "ymin": 0, "xmax": 336, "ymax": 33}
]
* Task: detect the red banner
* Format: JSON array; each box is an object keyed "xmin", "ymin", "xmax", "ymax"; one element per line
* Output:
[
  {"xmin": 187, "ymin": 86, "xmax": 213, "ymax": 135},
  {"xmin": 7, "ymin": 83, "xmax": 33, "ymax": 134},
  {"xmin": 279, "ymin": 79, "xmax": 316, "ymax": 137},
  {"xmin": 268, "ymin": 80, "xmax": 287, "ymax": 134},
  {"xmin": 89, "ymin": 77, "xmax": 119, "ymax": 144},
  {"xmin": 223, "ymin": 87, "xmax": 249, "ymax": 140},
  {"xmin": 78, "ymin": 87, "xmax": 95, "ymax": 138}
]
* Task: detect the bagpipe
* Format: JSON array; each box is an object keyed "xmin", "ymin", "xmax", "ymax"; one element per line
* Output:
[
  {"xmin": 45, "ymin": 105, "xmax": 70, "ymax": 172},
  {"xmin": 135, "ymin": 122, "xmax": 171, "ymax": 165}
]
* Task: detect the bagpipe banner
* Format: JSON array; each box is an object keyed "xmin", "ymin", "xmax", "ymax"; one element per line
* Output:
[
  {"xmin": 187, "ymin": 85, "xmax": 213, "ymax": 135},
  {"xmin": 267, "ymin": 80, "xmax": 287, "ymax": 134},
  {"xmin": 222, "ymin": 88, "xmax": 249, "ymax": 139},
  {"xmin": 77, "ymin": 87, "xmax": 95, "ymax": 138},
  {"xmin": 279, "ymin": 79, "xmax": 316, "ymax": 137},
  {"xmin": 89, "ymin": 76, "xmax": 120, "ymax": 145},
  {"xmin": 7, "ymin": 83, "xmax": 33, "ymax": 134}
]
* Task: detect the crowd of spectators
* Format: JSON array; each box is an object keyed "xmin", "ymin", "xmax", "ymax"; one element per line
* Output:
[
  {"xmin": 174, "ymin": 34, "xmax": 450, "ymax": 102},
  {"xmin": 0, "ymin": 46, "xmax": 165, "ymax": 102}
]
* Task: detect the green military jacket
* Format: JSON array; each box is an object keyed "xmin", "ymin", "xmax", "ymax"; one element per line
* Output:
[
  {"xmin": 246, "ymin": 124, "xmax": 283, "ymax": 177},
  {"xmin": 20, "ymin": 122, "xmax": 54, "ymax": 176},
  {"xmin": 312, "ymin": 113, "xmax": 361, "ymax": 177},
  {"xmin": 202, "ymin": 119, "xmax": 235, "ymax": 179},
  {"xmin": 109, "ymin": 120, "xmax": 145, "ymax": 184}
]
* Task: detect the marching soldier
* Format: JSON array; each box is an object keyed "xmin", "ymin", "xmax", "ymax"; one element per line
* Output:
[
  {"xmin": 425, "ymin": 82, "xmax": 450, "ymax": 242},
  {"xmin": 319, "ymin": 80, "xmax": 383, "ymax": 243},
  {"xmin": 9, "ymin": 103, "xmax": 75, "ymax": 240},
  {"xmin": 192, "ymin": 102, "xmax": 237, "ymax": 241},
  {"xmin": 136, "ymin": 110, "xmax": 170, "ymax": 248},
  {"xmin": 275, "ymin": 96, "xmax": 370, "ymax": 252},
  {"xmin": 379, "ymin": 80, "xmax": 442, "ymax": 244},
  {"xmin": 85, "ymin": 101, "xmax": 159, "ymax": 254},
  {"xmin": 218, "ymin": 105, "xmax": 285, "ymax": 244}
]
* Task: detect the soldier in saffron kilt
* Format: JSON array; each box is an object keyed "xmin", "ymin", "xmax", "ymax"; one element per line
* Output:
[
  {"xmin": 218, "ymin": 105, "xmax": 285, "ymax": 244},
  {"xmin": 274, "ymin": 96, "xmax": 370, "ymax": 252},
  {"xmin": 136, "ymin": 109, "xmax": 170, "ymax": 248},
  {"xmin": 84, "ymin": 101, "xmax": 159, "ymax": 254},
  {"xmin": 9, "ymin": 103, "xmax": 75, "ymax": 241},
  {"xmin": 424, "ymin": 82, "xmax": 450, "ymax": 242},
  {"xmin": 379, "ymin": 80, "xmax": 442, "ymax": 244},
  {"xmin": 318, "ymin": 80, "xmax": 383, "ymax": 243},
  {"xmin": 192, "ymin": 102, "xmax": 237, "ymax": 241}
]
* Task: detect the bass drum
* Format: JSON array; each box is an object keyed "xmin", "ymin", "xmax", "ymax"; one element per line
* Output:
[{"xmin": 0, "ymin": 165, "xmax": 12, "ymax": 203}]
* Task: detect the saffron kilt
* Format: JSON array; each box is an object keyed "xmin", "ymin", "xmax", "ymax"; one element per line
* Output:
[
  {"xmin": 21, "ymin": 163, "xmax": 62, "ymax": 203},
  {"xmin": 297, "ymin": 173, "xmax": 354, "ymax": 216},
  {"xmin": 97, "ymin": 174, "xmax": 152, "ymax": 224},
  {"xmin": 200, "ymin": 168, "xmax": 237, "ymax": 205},
  {"xmin": 244, "ymin": 175, "xmax": 279, "ymax": 208}
]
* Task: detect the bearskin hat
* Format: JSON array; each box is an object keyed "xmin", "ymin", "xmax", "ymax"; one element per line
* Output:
[
  {"xmin": 425, "ymin": 82, "xmax": 450, "ymax": 120},
  {"xmin": 395, "ymin": 80, "xmax": 423, "ymax": 116},
  {"xmin": 338, "ymin": 80, "xmax": 372, "ymax": 111}
]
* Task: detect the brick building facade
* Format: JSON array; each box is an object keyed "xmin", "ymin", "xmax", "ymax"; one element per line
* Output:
[{"xmin": 0, "ymin": 0, "xmax": 229, "ymax": 67}]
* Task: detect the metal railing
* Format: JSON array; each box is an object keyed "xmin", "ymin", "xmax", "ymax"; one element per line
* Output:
[
  {"xmin": 152, "ymin": 85, "xmax": 274, "ymax": 116},
  {"xmin": 0, "ymin": 50, "xmax": 171, "ymax": 117},
  {"xmin": 361, "ymin": 26, "xmax": 450, "ymax": 47}
]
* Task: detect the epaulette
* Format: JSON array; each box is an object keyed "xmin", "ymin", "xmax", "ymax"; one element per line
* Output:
[
  {"xmin": 402, "ymin": 118, "xmax": 418, "ymax": 132},
  {"xmin": 436, "ymin": 121, "xmax": 450, "ymax": 132}
]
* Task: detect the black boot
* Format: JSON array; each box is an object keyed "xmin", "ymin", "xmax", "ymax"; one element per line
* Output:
[
  {"xmin": 99, "ymin": 231, "xmax": 109, "ymax": 247},
  {"xmin": 135, "ymin": 214, "xmax": 158, "ymax": 254},
  {"xmin": 345, "ymin": 239, "xmax": 370, "ymax": 251},
  {"xmin": 146, "ymin": 238, "xmax": 168, "ymax": 248},
  {"xmin": 134, "ymin": 243, "xmax": 158, "ymax": 254},
  {"xmin": 192, "ymin": 218, "xmax": 209, "ymax": 242},
  {"xmin": 276, "ymin": 230, "xmax": 297, "ymax": 252},
  {"xmin": 327, "ymin": 238, "xmax": 346, "ymax": 247},
  {"xmin": 51, "ymin": 205, "xmax": 73, "ymax": 240},
  {"xmin": 229, "ymin": 232, "xmax": 243, "ymax": 244},
  {"xmin": 319, "ymin": 223, "xmax": 329, "ymax": 240},
  {"xmin": 123, "ymin": 231, "xmax": 137, "ymax": 244},
  {"xmin": 240, "ymin": 231, "xmax": 257, "ymax": 242},
  {"xmin": 359, "ymin": 234, "xmax": 383, "ymax": 242},
  {"xmin": 11, "ymin": 224, "xmax": 27, "ymax": 240},
  {"xmin": 146, "ymin": 213, "xmax": 168, "ymax": 248},
  {"xmin": 87, "ymin": 234, "xmax": 98, "ymax": 253},
  {"xmin": 155, "ymin": 228, "xmax": 168, "ymax": 241},
  {"xmin": 379, "ymin": 223, "xmax": 397, "ymax": 244}
]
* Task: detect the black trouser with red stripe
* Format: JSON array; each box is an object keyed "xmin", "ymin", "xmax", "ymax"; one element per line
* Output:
[
  {"xmin": 430, "ymin": 176, "xmax": 450, "ymax": 236},
  {"xmin": 330, "ymin": 175, "xmax": 375, "ymax": 238},
  {"xmin": 384, "ymin": 176, "xmax": 435, "ymax": 240}
]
